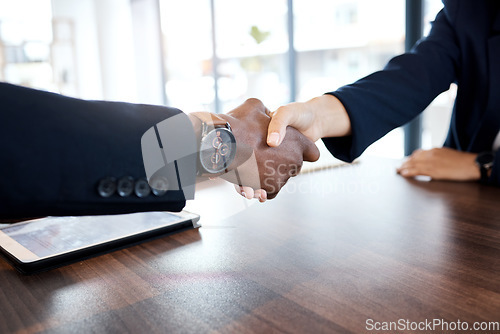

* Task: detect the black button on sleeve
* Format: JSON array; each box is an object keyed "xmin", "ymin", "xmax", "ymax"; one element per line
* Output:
[
  {"xmin": 117, "ymin": 176, "xmax": 134, "ymax": 197},
  {"xmin": 134, "ymin": 178, "xmax": 151, "ymax": 198},
  {"xmin": 97, "ymin": 177, "xmax": 117, "ymax": 198},
  {"xmin": 150, "ymin": 176, "xmax": 169, "ymax": 197}
]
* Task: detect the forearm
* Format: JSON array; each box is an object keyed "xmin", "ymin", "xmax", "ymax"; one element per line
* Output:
[{"xmin": 305, "ymin": 94, "xmax": 352, "ymax": 138}]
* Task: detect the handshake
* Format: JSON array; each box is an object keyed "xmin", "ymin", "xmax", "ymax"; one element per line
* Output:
[
  {"xmin": 143, "ymin": 95, "xmax": 351, "ymax": 202},
  {"xmin": 194, "ymin": 98, "xmax": 321, "ymax": 201},
  {"xmin": 190, "ymin": 98, "xmax": 320, "ymax": 201}
]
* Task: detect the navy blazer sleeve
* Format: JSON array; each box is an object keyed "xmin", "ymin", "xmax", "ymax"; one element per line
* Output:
[
  {"xmin": 0, "ymin": 82, "xmax": 195, "ymax": 219},
  {"xmin": 322, "ymin": 4, "xmax": 460, "ymax": 162}
]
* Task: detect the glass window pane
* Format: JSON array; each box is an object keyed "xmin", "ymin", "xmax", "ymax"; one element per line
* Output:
[
  {"xmin": 295, "ymin": 0, "xmax": 404, "ymax": 98},
  {"xmin": 214, "ymin": 0, "xmax": 289, "ymax": 112},
  {"xmin": 294, "ymin": 0, "xmax": 405, "ymax": 158},
  {"xmin": 421, "ymin": 0, "xmax": 454, "ymax": 150},
  {"xmin": 0, "ymin": 0, "xmax": 54, "ymax": 90},
  {"xmin": 159, "ymin": 0, "xmax": 215, "ymax": 113}
]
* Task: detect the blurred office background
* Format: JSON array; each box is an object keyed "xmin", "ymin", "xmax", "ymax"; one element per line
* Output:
[{"xmin": 0, "ymin": 0, "xmax": 454, "ymax": 159}]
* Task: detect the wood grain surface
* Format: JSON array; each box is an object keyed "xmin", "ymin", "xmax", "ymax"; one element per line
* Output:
[{"xmin": 1, "ymin": 158, "xmax": 499, "ymax": 333}]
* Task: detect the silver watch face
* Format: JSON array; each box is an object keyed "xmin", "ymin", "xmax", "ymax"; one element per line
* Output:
[{"xmin": 199, "ymin": 127, "xmax": 236, "ymax": 174}]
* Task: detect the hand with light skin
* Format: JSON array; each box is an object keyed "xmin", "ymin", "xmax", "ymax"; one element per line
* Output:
[
  {"xmin": 397, "ymin": 147, "xmax": 481, "ymax": 181},
  {"xmin": 266, "ymin": 94, "xmax": 352, "ymax": 146},
  {"xmin": 189, "ymin": 98, "xmax": 320, "ymax": 201},
  {"xmin": 263, "ymin": 94, "xmax": 482, "ymax": 185}
]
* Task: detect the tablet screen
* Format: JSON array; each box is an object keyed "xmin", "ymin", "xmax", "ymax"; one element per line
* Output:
[{"xmin": 0, "ymin": 211, "xmax": 199, "ymax": 261}]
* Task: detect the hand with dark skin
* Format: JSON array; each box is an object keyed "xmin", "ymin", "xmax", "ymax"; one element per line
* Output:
[
  {"xmin": 189, "ymin": 98, "xmax": 320, "ymax": 200},
  {"xmin": 223, "ymin": 98, "xmax": 320, "ymax": 200}
]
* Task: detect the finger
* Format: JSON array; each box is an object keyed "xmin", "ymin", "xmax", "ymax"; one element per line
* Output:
[
  {"xmin": 398, "ymin": 155, "xmax": 436, "ymax": 174},
  {"xmin": 397, "ymin": 157, "xmax": 418, "ymax": 172},
  {"xmin": 398, "ymin": 167, "xmax": 433, "ymax": 178},
  {"xmin": 398, "ymin": 164, "xmax": 434, "ymax": 178},
  {"xmin": 233, "ymin": 184, "xmax": 254, "ymax": 199},
  {"xmin": 397, "ymin": 161, "xmax": 418, "ymax": 175},
  {"xmin": 398, "ymin": 168, "xmax": 418, "ymax": 177},
  {"xmin": 235, "ymin": 185, "xmax": 267, "ymax": 202},
  {"xmin": 397, "ymin": 160, "xmax": 411, "ymax": 173},
  {"xmin": 241, "ymin": 186, "xmax": 254, "ymax": 199},
  {"xmin": 259, "ymin": 189, "xmax": 267, "ymax": 202},
  {"xmin": 254, "ymin": 189, "xmax": 267, "ymax": 203},
  {"xmin": 234, "ymin": 184, "xmax": 243, "ymax": 195},
  {"xmin": 267, "ymin": 106, "xmax": 296, "ymax": 147}
]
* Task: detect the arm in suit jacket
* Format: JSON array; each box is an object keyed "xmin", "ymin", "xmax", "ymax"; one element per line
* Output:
[
  {"xmin": 0, "ymin": 82, "xmax": 195, "ymax": 219},
  {"xmin": 322, "ymin": 0, "xmax": 500, "ymax": 185}
]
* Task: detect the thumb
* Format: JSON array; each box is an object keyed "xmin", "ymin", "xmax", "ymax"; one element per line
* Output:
[
  {"xmin": 267, "ymin": 107, "xmax": 295, "ymax": 147},
  {"xmin": 302, "ymin": 137, "xmax": 320, "ymax": 162}
]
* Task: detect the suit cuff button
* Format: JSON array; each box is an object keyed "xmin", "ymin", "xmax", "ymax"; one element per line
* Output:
[
  {"xmin": 97, "ymin": 177, "xmax": 116, "ymax": 198},
  {"xmin": 150, "ymin": 176, "xmax": 169, "ymax": 197},
  {"xmin": 117, "ymin": 176, "xmax": 134, "ymax": 197},
  {"xmin": 134, "ymin": 178, "xmax": 151, "ymax": 198}
]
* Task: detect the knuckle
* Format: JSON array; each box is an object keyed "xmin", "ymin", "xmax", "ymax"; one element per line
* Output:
[
  {"xmin": 430, "ymin": 148, "xmax": 442, "ymax": 157},
  {"xmin": 411, "ymin": 149, "xmax": 423, "ymax": 157},
  {"xmin": 245, "ymin": 98, "xmax": 264, "ymax": 108}
]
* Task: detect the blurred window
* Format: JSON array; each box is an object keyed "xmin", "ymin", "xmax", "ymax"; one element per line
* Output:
[
  {"xmin": 159, "ymin": 0, "xmax": 408, "ymax": 158},
  {"xmin": 214, "ymin": 0, "xmax": 289, "ymax": 112},
  {"xmin": 0, "ymin": 0, "xmax": 54, "ymax": 91},
  {"xmin": 0, "ymin": 0, "xmax": 449, "ymax": 159},
  {"xmin": 294, "ymin": 0, "xmax": 405, "ymax": 159},
  {"xmin": 159, "ymin": 0, "xmax": 214, "ymax": 112}
]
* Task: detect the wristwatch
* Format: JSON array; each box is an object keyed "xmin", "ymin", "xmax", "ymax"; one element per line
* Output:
[
  {"xmin": 190, "ymin": 112, "xmax": 237, "ymax": 176},
  {"xmin": 475, "ymin": 151, "xmax": 495, "ymax": 183}
]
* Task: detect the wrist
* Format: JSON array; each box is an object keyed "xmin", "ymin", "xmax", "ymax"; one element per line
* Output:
[
  {"xmin": 475, "ymin": 151, "xmax": 495, "ymax": 183},
  {"xmin": 188, "ymin": 113, "xmax": 203, "ymax": 142},
  {"xmin": 189, "ymin": 112, "xmax": 237, "ymax": 176},
  {"xmin": 309, "ymin": 94, "xmax": 351, "ymax": 138},
  {"xmin": 217, "ymin": 113, "xmax": 254, "ymax": 170}
]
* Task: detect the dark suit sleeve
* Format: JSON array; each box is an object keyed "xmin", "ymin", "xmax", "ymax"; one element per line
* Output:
[
  {"xmin": 0, "ymin": 82, "xmax": 195, "ymax": 219},
  {"xmin": 322, "ymin": 5, "xmax": 460, "ymax": 162}
]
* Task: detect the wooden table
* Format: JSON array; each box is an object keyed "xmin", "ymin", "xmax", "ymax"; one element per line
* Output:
[{"xmin": 1, "ymin": 158, "xmax": 499, "ymax": 333}]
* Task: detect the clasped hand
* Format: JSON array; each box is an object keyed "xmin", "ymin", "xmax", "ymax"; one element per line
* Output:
[{"xmin": 213, "ymin": 98, "xmax": 320, "ymax": 200}]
